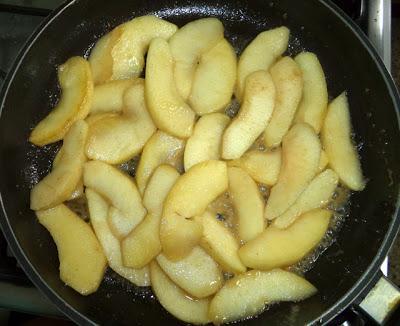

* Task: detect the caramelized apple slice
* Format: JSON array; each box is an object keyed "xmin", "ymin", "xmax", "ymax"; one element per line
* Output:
[
  {"xmin": 222, "ymin": 70, "xmax": 275, "ymax": 159},
  {"xmin": 85, "ymin": 79, "xmax": 156, "ymax": 164},
  {"xmin": 273, "ymin": 169, "xmax": 338, "ymax": 229},
  {"xmin": 150, "ymin": 262, "xmax": 211, "ymax": 324},
  {"xmin": 145, "ymin": 38, "xmax": 195, "ymax": 138},
  {"xmin": 194, "ymin": 211, "xmax": 246, "ymax": 274},
  {"xmin": 36, "ymin": 204, "xmax": 107, "ymax": 295},
  {"xmin": 236, "ymin": 26, "xmax": 289, "ymax": 101},
  {"xmin": 156, "ymin": 246, "xmax": 223, "ymax": 298},
  {"xmin": 294, "ymin": 52, "xmax": 328, "ymax": 133},
  {"xmin": 86, "ymin": 189, "xmax": 150, "ymax": 286},
  {"xmin": 121, "ymin": 165, "xmax": 179, "ymax": 269},
  {"xmin": 265, "ymin": 123, "xmax": 321, "ymax": 220},
  {"xmin": 169, "ymin": 18, "xmax": 224, "ymax": 100},
  {"xmin": 83, "ymin": 160, "xmax": 146, "ymax": 238},
  {"xmin": 136, "ymin": 130, "xmax": 185, "ymax": 194},
  {"xmin": 30, "ymin": 120, "xmax": 88, "ymax": 210},
  {"xmin": 228, "ymin": 167, "xmax": 264, "ymax": 242},
  {"xmin": 29, "ymin": 57, "xmax": 93, "ymax": 146},
  {"xmin": 160, "ymin": 160, "xmax": 228, "ymax": 260},
  {"xmin": 264, "ymin": 56, "xmax": 303, "ymax": 147},
  {"xmin": 239, "ymin": 209, "xmax": 331, "ymax": 270},
  {"xmin": 321, "ymin": 92, "xmax": 365, "ymax": 190},
  {"xmin": 184, "ymin": 113, "xmax": 230, "ymax": 171},
  {"xmin": 228, "ymin": 149, "xmax": 281, "ymax": 185},
  {"xmin": 209, "ymin": 269, "xmax": 316, "ymax": 324},
  {"xmin": 189, "ymin": 39, "xmax": 237, "ymax": 115}
]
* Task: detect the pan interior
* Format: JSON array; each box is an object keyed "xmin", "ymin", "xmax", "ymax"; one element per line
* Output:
[{"xmin": 0, "ymin": 0, "xmax": 399, "ymax": 325}]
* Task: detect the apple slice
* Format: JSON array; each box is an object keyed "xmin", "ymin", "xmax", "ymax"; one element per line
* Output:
[
  {"xmin": 228, "ymin": 167, "xmax": 264, "ymax": 242},
  {"xmin": 209, "ymin": 269, "xmax": 317, "ymax": 324},
  {"xmin": 194, "ymin": 211, "xmax": 246, "ymax": 274},
  {"xmin": 83, "ymin": 161, "xmax": 146, "ymax": 238},
  {"xmin": 156, "ymin": 246, "xmax": 223, "ymax": 298},
  {"xmin": 265, "ymin": 123, "xmax": 321, "ymax": 220},
  {"xmin": 52, "ymin": 147, "xmax": 84, "ymax": 201},
  {"xmin": 294, "ymin": 52, "xmax": 328, "ymax": 133},
  {"xmin": 236, "ymin": 26, "xmax": 289, "ymax": 101},
  {"xmin": 86, "ymin": 189, "xmax": 150, "ymax": 286},
  {"xmin": 189, "ymin": 39, "xmax": 237, "ymax": 115},
  {"xmin": 30, "ymin": 120, "xmax": 88, "ymax": 210},
  {"xmin": 136, "ymin": 130, "xmax": 185, "ymax": 194},
  {"xmin": 184, "ymin": 113, "xmax": 230, "ymax": 171},
  {"xmin": 319, "ymin": 149, "xmax": 329, "ymax": 171},
  {"xmin": 239, "ymin": 209, "xmax": 331, "ymax": 270},
  {"xmin": 160, "ymin": 160, "xmax": 228, "ymax": 260},
  {"xmin": 89, "ymin": 16, "xmax": 177, "ymax": 84},
  {"xmin": 150, "ymin": 262, "xmax": 211, "ymax": 324},
  {"xmin": 264, "ymin": 56, "xmax": 303, "ymax": 147},
  {"xmin": 222, "ymin": 70, "xmax": 275, "ymax": 159},
  {"xmin": 169, "ymin": 18, "xmax": 224, "ymax": 100},
  {"xmin": 29, "ymin": 57, "xmax": 93, "ymax": 146},
  {"xmin": 145, "ymin": 38, "xmax": 195, "ymax": 138},
  {"xmin": 273, "ymin": 169, "xmax": 338, "ymax": 229},
  {"xmin": 321, "ymin": 92, "xmax": 365, "ymax": 191},
  {"xmin": 90, "ymin": 79, "xmax": 135, "ymax": 114},
  {"xmin": 228, "ymin": 149, "xmax": 281, "ymax": 185},
  {"xmin": 121, "ymin": 165, "xmax": 179, "ymax": 269},
  {"xmin": 36, "ymin": 204, "xmax": 107, "ymax": 295},
  {"xmin": 85, "ymin": 79, "xmax": 156, "ymax": 164}
]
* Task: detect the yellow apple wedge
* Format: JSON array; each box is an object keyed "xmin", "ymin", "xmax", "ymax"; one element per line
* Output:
[
  {"xmin": 85, "ymin": 79, "xmax": 156, "ymax": 164},
  {"xmin": 160, "ymin": 160, "xmax": 228, "ymax": 260},
  {"xmin": 319, "ymin": 149, "xmax": 329, "ymax": 171},
  {"xmin": 294, "ymin": 52, "xmax": 328, "ymax": 133},
  {"xmin": 228, "ymin": 149, "xmax": 281, "ymax": 185},
  {"xmin": 29, "ymin": 57, "xmax": 93, "ymax": 146},
  {"xmin": 83, "ymin": 160, "xmax": 146, "ymax": 238},
  {"xmin": 194, "ymin": 211, "xmax": 246, "ymax": 274},
  {"xmin": 228, "ymin": 167, "xmax": 264, "ymax": 242},
  {"xmin": 136, "ymin": 130, "xmax": 185, "ymax": 194},
  {"xmin": 89, "ymin": 16, "xmax": 177, "ymax": 83},
  {"xmin": 222, "ymin": 70, "xmax": 276, "ymax": 159},
  {"xmin": 30, "ymin": 120, "xmax": 88, "ymax": 210},
  {"xmin": 86, "ymin": 189, "xmax": 150, "ymax": 286},
  {"xmin": 121, "ymin": 165, "xmax": 180, "ymax": 269},
  {"xmin": 169, "ymin": 18, "xmax": 224, "ymax": 100},
  {"xmin": 150, "ymin": 262, "xmax": 211, "ymax": 325},
  {"xmin": 264, "ymin": 56, "xmax": 303, "ymax": 147},
  {"xmin": 273, "ymin": 169, "xmax": 338, "ymax": 229},
  {"xmin": 145, "ymin": 38, "xmax": 195, "ymax": 138},
  {"xmin": 321, "ymin": 92, "xmax": 365, "ymax": 191},
  {"xmin": 209, "ymin": 269, "xmax": 317, "ymax": 324},
  {"xmin": 265, "ymin": 123, "xmax": 321, "ymax": 220},
  {"xmin": 184, "ymin": 113, "xmax": 230, "ymax": 171},
  {"xmin": 236, "ymin": 26, "xmax": 289, "ymax": 101},
  {"xmin": 90, "ymin": 79, "xmax": 135, "ymax": 114},
  {"xmin": 156, "ymin": 246, "xmax": 223, "ymax": 298},
  {"xmin": 36, "ymin": 204, "xmax": 107, "ymax": 295},
  {"xmin": 189, "ymin": 39, "xmax": 237, "ymax": 115},
  {"xmin": 239, "ymin": 209, "xmax": 331, "ymax": 270}
]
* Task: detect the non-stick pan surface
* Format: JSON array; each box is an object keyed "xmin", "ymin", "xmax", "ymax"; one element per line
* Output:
[{"xmin": 1, "ymin": 0, "xmax": 400, "ymax": 325}]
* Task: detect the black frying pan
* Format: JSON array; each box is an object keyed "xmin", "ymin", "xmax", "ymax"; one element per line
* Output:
[{"xmin": 1, "ymin": 0, "xmax": 400, "ymax": 325}]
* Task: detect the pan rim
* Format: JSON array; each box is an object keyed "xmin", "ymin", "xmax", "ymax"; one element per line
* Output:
[{"xmin": 0, "ymin": 0, "xmax": 399, "ymax": 325}]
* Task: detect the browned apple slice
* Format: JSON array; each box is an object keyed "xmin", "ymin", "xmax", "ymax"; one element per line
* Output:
[
  {"xmin": 30, "ymin": 120, "xmax": 88, "ymax": 210},
  {"xmin": 29, "ymin": 57, "xmax": 93, "ymax": 146}
]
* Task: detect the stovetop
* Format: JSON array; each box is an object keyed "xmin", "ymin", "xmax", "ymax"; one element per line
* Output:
[{"xmin": 0, "ymin": 0, "xmax": 394, "ymax": 322}]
